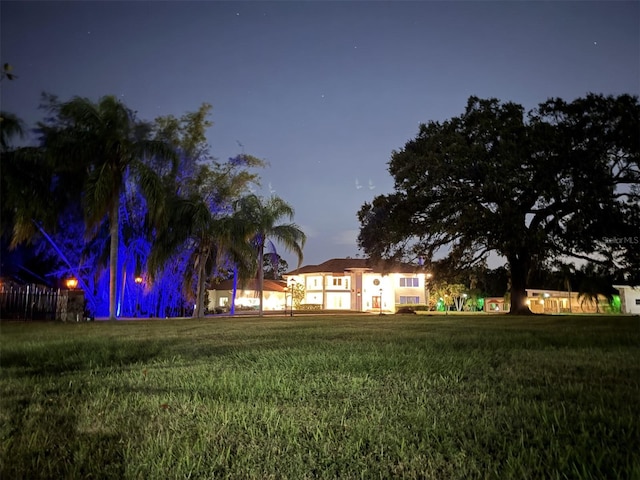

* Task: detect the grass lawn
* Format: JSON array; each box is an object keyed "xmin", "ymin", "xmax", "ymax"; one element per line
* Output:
[{"xmin": 1, "ymin": 314, "xmax": 639, "ymax": 479}]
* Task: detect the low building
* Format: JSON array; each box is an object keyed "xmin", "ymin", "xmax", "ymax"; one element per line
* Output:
[
  {"xmin": 613, "ymin": 285, "xmax": 640, "ymax": 315},
  {"xmin": 484, "ymin": 297, "xmax": 508, "ymax": 312},
  {"xmin": 525, "ymin": 289, "xmax": 612, "ymax": 314},
  {"xmin": 207, "ymin": 279, "xmax": 287, "ymax": 312}
]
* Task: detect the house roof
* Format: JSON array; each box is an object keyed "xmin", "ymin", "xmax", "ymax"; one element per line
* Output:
[
  {"xmin": 285, "ymin": 258, "xmax": 421, "ymax": 275},
  {"xmin": 209, "ymin": 279, "xmax": 287, "ymax": 292}
]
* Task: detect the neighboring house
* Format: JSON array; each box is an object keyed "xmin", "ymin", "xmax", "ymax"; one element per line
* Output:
[
  {"xmin": 284, "ymin": 258, "xmax": 428, "ymax": 313},
  {"xmin": 207, "ymin": 279, "xmax": 287, "ymax": 312},
  {"xmin": 209, "ymin": 257, "xmax": 635, "ymax": 315},
  {"xmin": 484, "ymin": 297, "xmax": 509, "ymax": 312},
  {"xmin": 525, "ymin": 288, "xmax": 613, "ymax": 314},
  {"xmin": 613, "ymin": 285, "xmax": 640, "ymax": 315}
]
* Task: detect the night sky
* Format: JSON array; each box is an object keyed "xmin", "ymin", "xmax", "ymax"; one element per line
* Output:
[{"xmin": 2, "ymin": 1, "xmax": 638, "ymax": 269}]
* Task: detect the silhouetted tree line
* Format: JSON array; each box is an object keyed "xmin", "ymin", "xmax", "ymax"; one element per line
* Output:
[{"xmin": 1, "ymin": 95, "xmax": 305, "ymax": 319}]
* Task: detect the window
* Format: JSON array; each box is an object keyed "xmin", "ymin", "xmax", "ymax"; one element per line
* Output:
[
  {"xmin": 635, "ymin": 299, "xmax": 640, "ymax": 306},
  {"xmin": 399, "ymin": 277, "xmax": 419, "ymax": 287},
  {"xmin": 400, "ymin": 296, "xmax": 420, "ymax": 304},
  {"xmin": 333, "ymin": 278, "xmax": 342, "ymax": 286}
]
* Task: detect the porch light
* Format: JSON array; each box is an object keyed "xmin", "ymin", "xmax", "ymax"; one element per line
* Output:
[
  {"xmin": 135, "ymin": 276, "xmax": 143, "ymax": 285},
  {"xmin": 66, "ymin": 277, "xmax": 78, "ymax": 289}
]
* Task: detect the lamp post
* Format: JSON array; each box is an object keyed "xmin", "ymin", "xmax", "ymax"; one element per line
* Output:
[
  {"xmin": 134, "ymin": 276, "xmax": 143, "ymax": 317},
  {"xmin": 379, "ymin": 288, "xmax": 383, "ymax": 315},
  {"xmin": 284, "ymin": 286, "xmax": 289, "ymax": 316},
  {"xmin": 64, "ymin": 277, "xmax": 81, "ymax": 322},
  {"xmin": 289, "ymin": 278, "xmax": 296, "ymax": 317},
  {"xmin": 425, "ymin": 273, "xmax": 432, "ymax": 311}
]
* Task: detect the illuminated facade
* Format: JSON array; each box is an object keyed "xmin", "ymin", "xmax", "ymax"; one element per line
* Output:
[
  {"xmin": 525, "ymin": 289, "xmax": 613, "ymax": 314},
  {"xmin": 208, "ymin": 279, "xmax": 287, "ymax": 312},
  {"xmin": 613, "ymin": 285, "xmax": 640, "ymax": 315},
  {"xmin": 285, "ymin": 258, "xmax": 428, "ymax": 313}
]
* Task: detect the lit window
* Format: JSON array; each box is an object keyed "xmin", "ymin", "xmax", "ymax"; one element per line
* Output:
[
  {"xmin": 400, "ymin": 296, "xmax": 420, "ymax": 304},
  {"xmin": 399, "ymin": 277, "xmax": 419, "ymax": 287}
]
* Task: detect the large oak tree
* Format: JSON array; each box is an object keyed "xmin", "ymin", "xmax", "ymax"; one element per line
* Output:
[{"xmin": 357, "ymin": 94, "xmax": 639, "ymax": 314}]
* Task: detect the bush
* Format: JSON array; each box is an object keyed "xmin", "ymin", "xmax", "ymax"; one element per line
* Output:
[
  {"xmin": 395, "ymin": 306, "xmax": 417, "ymax": 314},
  {"xmin": 297, "ymin": 304, "xmax": 322, "ymax": 311}
]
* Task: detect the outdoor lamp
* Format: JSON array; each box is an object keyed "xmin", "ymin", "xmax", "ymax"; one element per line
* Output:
[
  {"xmin": 289, "ymin": 278, "xmax": 296, "ymax": 317},
  {"xmin": 284, "ymin": 286, "xmax": 289, "ymax": 316}
]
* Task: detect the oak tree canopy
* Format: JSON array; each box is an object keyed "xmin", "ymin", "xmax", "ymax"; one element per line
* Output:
[{"xmin": 357, "ymin": 94, "xmax": 639, "ymax": 314}]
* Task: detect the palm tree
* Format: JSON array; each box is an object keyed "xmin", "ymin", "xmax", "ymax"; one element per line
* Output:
[
  {"xmin": 576, "ymin": 263, "xmax": 614, "ymax": 313},
  {"xmin": 1, "ymin": 112, "xmax": 102, "ymax": 309},
  {"xmin": 149, "ymin": 191, "xmax": 218, "ymax": 318},
  {"xmin": 211, "ymin": 212, "xmax": 259, "ymax": 316},
  {"xmin": 149, "ymin": 158, "xmax": 263, "ymax": 318},
  {"xmin": 0, "ymin": 111, "xmax": 24, "ymax": 151},
  {"xmin": 552, "ymin": 261, "xmax": 575, "ymax": 313},
  {"xmin": 40, "ymin": 96, "xmax": 176, "ymax": 320},
  {"xmin": 1, "ymin": 112, "xmax": 69, "ymax": 251},
  {"xmin": 236, "ymin": 195, "xmax": 306, "ymax": 317}
]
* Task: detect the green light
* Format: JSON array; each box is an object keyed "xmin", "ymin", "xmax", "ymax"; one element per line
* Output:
[{"xmin": 610, "ymin": 295, "xmax": 621, "ymax": 313}]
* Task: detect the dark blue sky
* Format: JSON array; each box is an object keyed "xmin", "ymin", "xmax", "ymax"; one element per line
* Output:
[{"xmin": 2, "ymin": 1, "xmax": 639, "ymax": 268}]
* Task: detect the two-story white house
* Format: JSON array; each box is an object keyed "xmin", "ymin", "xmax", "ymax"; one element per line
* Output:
[{"xmin": 284, "ymin": 258, "xmax": 428, "ymax": 313}]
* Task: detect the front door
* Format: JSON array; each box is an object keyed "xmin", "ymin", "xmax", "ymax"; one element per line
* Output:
[{"xmin": 372, "ymin": 296, "xmax": 381, "ymax": 309}]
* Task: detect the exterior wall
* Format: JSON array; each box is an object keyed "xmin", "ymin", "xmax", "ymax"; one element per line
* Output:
[
  {"xmin": 291, "ymin": 270, "xmax": 427, "ymax": 312},
  {"xmin": 361, "ymin": 273, "xmax": 393, "ymax": 312},
  {"xmin": 323, "ymin": 274, "xmax": 352, "ymax": 310},
  {"xmin": 207, "ymin": 289, "xmax": 286, "ymax": 312},
  {"xmin": 484, "ymin": 298, "xmax": 508, "ymax": 312},
  {"xmin": 302, "ymin": 275, "xmax": 324, "ymax": 307},
  {"xmin": 614, "ymin": 285, "xmax": 640, "ymax": 314},
  {"xmin": 526, "ymin": 289, "xmax": 610, "ymax": 314},
  {"xmin": 393, "ymin": 273, "xmax": 426, "ymax": 306}
]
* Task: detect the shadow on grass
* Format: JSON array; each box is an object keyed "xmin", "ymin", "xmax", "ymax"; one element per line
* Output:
[
  {"xmin": 1, "ymin": 396, "xmax": 125, "ymax": 480},
  {"xmin": 0, "ymin": 338, "xmax": 175, "ymax": 377}
]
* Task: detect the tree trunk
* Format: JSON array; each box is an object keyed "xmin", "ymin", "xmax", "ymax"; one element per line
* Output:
[
  {"xmin": 257, "ymin": 245, "xmax": 264, "ymax": 317},
  {"xmin": 508, "ymin": 254, "xmax": 533, "ymax": 315},
  {"xmin": 230, "ymin": 265, "xmax": 238, "ymax": 315},
  {"xmin": 108, "ymin": 200, "xmax": 119, "ymax": 321},
  {"xmin": 193, "ymin": 249, "xmax": 208, "ymax": 318}
]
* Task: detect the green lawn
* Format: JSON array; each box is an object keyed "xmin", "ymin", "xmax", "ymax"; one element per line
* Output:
[{"xmin": 1, "ymin": 314, "xmax": 639, "ymax": 479}]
